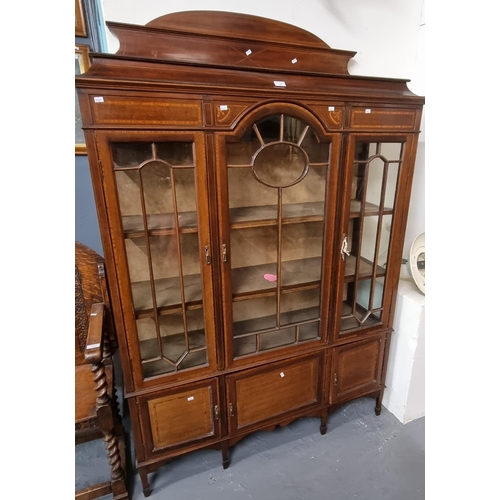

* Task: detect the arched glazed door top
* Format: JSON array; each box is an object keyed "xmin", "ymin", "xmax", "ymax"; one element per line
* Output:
[{"xmin": 221, "ymin": 112, "xmax": 336, "ymax": 362}]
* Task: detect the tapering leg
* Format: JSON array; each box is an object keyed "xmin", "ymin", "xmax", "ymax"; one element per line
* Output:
[
  {"xmin": 139, "ymin": 468, "xmax": 151, "ymax": 497},
  {"xmin": 320, "ymin": 409, "xmax": 328, "ymax": 435},
  {"xmin": 221, "ymin": 441, "xmax": 230, "ymax": 470},
  {"xmin": 375, "ymin": 394, "xmax": 382, "ymax": 416}
]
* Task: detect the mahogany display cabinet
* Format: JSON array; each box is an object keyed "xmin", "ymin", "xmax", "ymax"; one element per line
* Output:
[{"xmin": 76, "ymin": 11, "xmax": 424, "ymax": 496}]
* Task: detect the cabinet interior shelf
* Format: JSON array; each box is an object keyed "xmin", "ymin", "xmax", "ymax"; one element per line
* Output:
[
  {"xmin": 231, "ymin": 256, "xmax": 322, "ymax": 299},
  {"xmin": 349, "ymin": 200, "xmax": 393, "ymax": 218},
  {"xmin": 122, "ymin": 200, "xmax": 392, "ymax": 238},
  {"xmin": 230, "ymin": 201, "xmax": 325, "ymax": 229},
  {"xmin": 344, "ymin": 255, "xmax": 386, "ymax": 283},
  {"xmin": 122, "ymin": 202, "xmax": 327, "ymax": 238},
  {"xmin": 233, "ymin": 306, "xmax": 319, "ymax": 338},
  {"xmin": 131, "ymin": 255, "xmax": 384, "ymax": 318},
  {"xmin": 122, "ymin": 212, "xmax": 198, "ymax": 238}
]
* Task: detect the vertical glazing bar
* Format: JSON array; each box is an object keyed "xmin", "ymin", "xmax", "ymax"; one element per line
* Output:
[
  {"xmin": 170, "ymin": 167, "xmax": 190, "ymax": 352},
  {"xmin": 352, "ymin": 155, "xmax": 371, "ymax": 323},
  {"xmin": 279, "ymin": 114, "xmax": 284, "ymax": 142},
  {"xmin": 276, "ymin": 188, "xmax": 283, "ymax": 328},
  {"xmin": 368, "ymin": 158, "xmax": 390, "ymax": 312},
  {"xmin": 137, "ymin": 152, "xmax": 163, "ymax": 358}
]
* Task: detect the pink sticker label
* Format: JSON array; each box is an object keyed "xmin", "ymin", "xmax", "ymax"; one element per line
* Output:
[{"xmin": 264, "ymin": 274, "xmax": 277, "ymax": 282}]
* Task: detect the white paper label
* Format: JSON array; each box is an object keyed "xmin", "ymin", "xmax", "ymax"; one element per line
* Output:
[
  {"xmin": 274, "ymin": 81, "xmax": 287, "ymax": 87},
  {"xmin": 246, "ymin": 49, "xmax": 252, "ymax": 56},
  {"xmin": 291, "ymin": 58, "xmax": 298, "ymax": 64},
  {"xmin": 94, "ymin": 96, "xmax": 104, "ymax": 103},
  {"xmin": 187, "ymin": 396, "xmax": 194, "ymax": 401},
  {"xmin": 280, "ymin": 372, "xmax": 285, "ymax": 378},
  {"xmin": 365, "ymin": 108, "xmax": 371, "ymax": 113},
  {"xmin": 219, "ymin": 105, "xmax": 228, "ymax": 111},
  {"xmin": 328, "ymin": 106, "xmax": 335, "ymax": 111}
]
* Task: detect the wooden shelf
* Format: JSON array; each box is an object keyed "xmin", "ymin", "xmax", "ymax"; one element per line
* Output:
[
  {"xmin": 122, "ymin": 201, "xmax": 327, "ymax": 237},
  {"xmin": 131, "ymin": 274, "xmax": 203, "ymax": 318},
  {"xmin": 131, "ymin": 256, "xmax": 322, "ymax": 317},
  {"xmin": 230, "ymin": 201, "xmax": 325, "ymax": 229},
  {"xmin": 344, "ymin": 255, "xmax": 385, "ymax": 282},
  {"xmin": 232, "ymin": 256, "xmax": 322, "ymax": 299},
  {"xmin": 349, "ymin": 200, "xmax": 393, "ymax": 217},
  {"xmin": 233, "ymin": 306, "xmax": 319, "ymax": 337},
  {"xmin": 122, "ymin": 212, "xmax": 198, "ymax": 238}
]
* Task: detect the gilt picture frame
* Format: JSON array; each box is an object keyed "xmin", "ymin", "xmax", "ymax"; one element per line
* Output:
[
  {"xmin": 75, "ymin": 0, "xmax": 87, "ymax": 37},
  {"xmin": 75, "ymin": 44, "xmax": 90, "ymax": 154}
]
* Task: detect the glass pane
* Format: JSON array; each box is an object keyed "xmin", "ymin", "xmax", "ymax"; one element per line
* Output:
[
  {"xmin": 283, "ymin": 115, "xmax": 308, "ymax": 143},
  {"xmin": 226, "ymin": 114, "xmax": 330, "ymax": 359},
  {"xmin": 156, "ymin": 142, "xmax": 194, "ymax": 166},
  {"xmin": 298, "ymin": 321, "xmax": 320, "ymax": 342},
  {"xmin": 234, "ymin": 335, "xmax": 257, "ymax": 357},
  {"xmin": 255, "ymin": 115, "xmax": 281, "ymax": 143},
  {"xmin": 253, "ymin": 143, "xmax": 307, "ymax": 187},
  {"xmin": 112, "ymin": 141, "xmax": 208, "ymax": 378},
  {"xmin": 260, "ymin": 327, "xmax": 296, "ymax": 351},
  {"xmin": 300, "ymin": 128, "xmax": 330, "ymax": 163},
  {"xmin": 233, "ymin": 296, "xmax": 277, "ymax": 336},
  {"xmin": 280, "ymin": 288, "xmax": 320, "ymax": 327},
  {"xmin": 341, "ymin": 140, "xmax": 405, "ymax": 333},
  {"xmin": 228, "ymin": 167, "xmax": 277, "ymax": 225},
  {"xmin": 230, "ymin": 226, "xmax": 278, "ymax": 297},
  {"xmin": 226, "ymin": 127, "xmax": 260, "ymax": 166},
  {"xmin": 282, "ymin": 222, "xmax": 324, "ymax": 287},
  {"xmin": 112, "ymin": 142, "xmax": 152, "ymax": 168},
  {"xmin": 377, "ymin": 214, "xmax": 393, "ymax": 269}
]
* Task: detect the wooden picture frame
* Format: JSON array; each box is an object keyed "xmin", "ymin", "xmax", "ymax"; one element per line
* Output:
[
  {"xmin": 75, "ymin": 0, "xmax": 87, "ymax": 37},
  {"xmin": 75, "ymin": 44, "xmax": 90, "ymax": 154}
]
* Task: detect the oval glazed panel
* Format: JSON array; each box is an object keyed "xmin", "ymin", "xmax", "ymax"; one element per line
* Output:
[{"xmin": 252, "ymin": 143, "xmax": 308, "ymax": 188}]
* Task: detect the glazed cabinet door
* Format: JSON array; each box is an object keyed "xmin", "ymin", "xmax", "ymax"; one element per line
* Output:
[
  {"xmin": 216, "ymin": 108, "xmax": 339, "ymax": 367},
  {"xmin": 333, "ymin": 133, "xmax": 418, "ymax": 340},
  {"xmin": 330, "ymin": 335, "xmax": 386, "ymax": 404},
  {"xmin": 95, "ymin": 131, "xmax": 217, "ymax": 389},
  {"xmin": 137, "ymin": 378, "xmax": 221, "ymax": 458},
  {"xmin": 225, "ymin": 352, "xmax": 325, "ymax": 435}
]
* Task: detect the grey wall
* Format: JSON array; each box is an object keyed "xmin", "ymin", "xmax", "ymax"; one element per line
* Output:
[{"xmin": 75, "ymin": 155, "xmax": 103, "ymax": 256}]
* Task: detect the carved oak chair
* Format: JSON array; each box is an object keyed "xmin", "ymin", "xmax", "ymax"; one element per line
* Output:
[{"xmin": 75, "ymin": 242, "xmax": 129, "ymax": 500}]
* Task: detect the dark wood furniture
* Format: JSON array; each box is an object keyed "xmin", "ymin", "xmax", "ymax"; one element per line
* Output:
[
  {"xmin": 76, "ymin": 11, "xmax": 424, "ymax": 496},
  {"xmin": 75, "ymin": 242, "xmax": 129, "ymax": 500}
]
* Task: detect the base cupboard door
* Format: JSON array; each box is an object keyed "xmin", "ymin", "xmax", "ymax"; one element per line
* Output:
[
  {"xmin": 330, "ymin": 335, "xmax": 386, "ymax": 404},
  {"xmin": 225, "ymin": 353, "xmax": 325, "ymax": 435},
  {"xmin": 138, "ymin": 378, "xmax": 221, "ymax": 458}
]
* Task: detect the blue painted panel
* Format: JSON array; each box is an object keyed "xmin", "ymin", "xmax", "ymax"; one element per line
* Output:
[{"xmin": 75, "ymin": 155, "xmax": 103, "ymax": 255}]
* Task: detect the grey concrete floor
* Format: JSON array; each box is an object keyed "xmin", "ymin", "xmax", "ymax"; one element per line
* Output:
[{"xmin": 76, "ymin": 396, "xmax": 424, "ymax": 500}]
